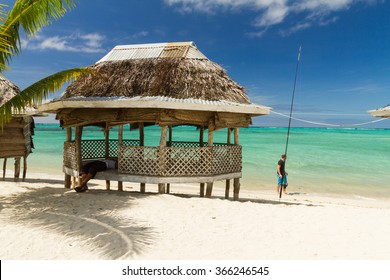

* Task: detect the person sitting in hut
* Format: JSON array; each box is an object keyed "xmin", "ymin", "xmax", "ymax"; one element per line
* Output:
[{"xmin": 75, "ymin": 158, "xmax": 118, "ymax": 192}]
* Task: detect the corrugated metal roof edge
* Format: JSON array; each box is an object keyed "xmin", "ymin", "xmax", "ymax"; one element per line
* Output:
[
  {"xmin": 53, "ymin": 95, "xmax": 268, "ymax": 107},
  {"xmin": 39, "ymin": 96, "xmax": 272, "ymax": 115},
  {"xmin": 96, "ymin": 42, "xmax": 201, "ymax": 63},
  {"xmin": 113, "ymin": 41, "xmax": 195, "ymax": 50}
]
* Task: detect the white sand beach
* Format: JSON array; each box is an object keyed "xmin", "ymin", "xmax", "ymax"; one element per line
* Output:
[{"xmin": 1, "ymin": 172, "xmax": 390, "ymax": 260}]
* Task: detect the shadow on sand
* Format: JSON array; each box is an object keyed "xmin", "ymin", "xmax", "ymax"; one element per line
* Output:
[{"xmin": 0, "ymin": 186, "xmax": 156, "ymax": 259}]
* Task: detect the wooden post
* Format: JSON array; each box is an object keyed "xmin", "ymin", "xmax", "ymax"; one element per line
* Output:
[
  {"xmin": 75, "ymin": 126, "xmax": 83, "ymax": 187},
  {"xmin": 233, "ymin": 178, "xmax": 240, "ymax": 201},
  {"xmin": 225, "ymin": 128, "xmax": 232, "ymax": 199},
  {"xmin": 158, "ymin": 125, "xmax": 167, "ymax": 194},
  {"xmin": 104, "ymin": 126, "xmax": 110, "ymax": 190},
  {"xmin": 14, "ymin": 157, "xmax": 20, "ymax": 182},
  {"xmin": 139, "ymin": 122, "xmax": 146, "ymax": 193},
  {"xmin": 205, "ymin": 126, "xmax": 214, "ymax": 198},
  {"xmin": 227, "ymin": 127, "xmax": 232, "ymax": 145},
  {"xmin": 65, "ymin": 127, "xmax": 72, "ymax": 188},
  {"xmin": 233, "ymin": 128, "xmax": 240, "ymax": 201},
  {"xmin": 22, "ymin": 156, "xmax": 27, "ymax": 181},
  {"xmin": 199, "ymin": 126, "xmax": 205, "ymax": 197},
  {"xmin": 118, "ymin": 125, "xmax": 123, "ymax": 191},
  {"xmin": 2, "ymin": 158, "xmax": 7, "ymax": 180},
  {"xmin": 104, "ymin": 126, "xmax": 110, "ymax": 159},
  {"xmin": 234, "ymin": 128, "xmax": 239, "ymax": 145},
  {"xmin": 166, "ymin": 125, "xmax": 173, "ymax": 194}
]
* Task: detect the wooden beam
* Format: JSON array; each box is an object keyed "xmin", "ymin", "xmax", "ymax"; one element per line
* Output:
[
  {"xmin": 233, "ymin": 128, "xmax": 240, "ymax": 200},
  {"xmin": 2, "ymin": 158, "xmax": 7, "ymax": 180},
  {"xmin": 225, "ymin": 128, "xmax": 232, "ymax": 199},
  {"xmin": 104, "ymin": 125, "xmax": 110, "ymax": 159},
  {"xmin": 118, "ymin": 125, "xmax": 123, "ymax": 191},
  {"xmin": 227, "ymin": 127, "xmax": 232, "ymax": 145},
  {"xmin": 14, "ymin": 157, "xmax": 20, "ymax": 182},
  {"xmin": 233, "ymin": 178, "xmax": 240, "ymax": 201},
  {"xmin": 234, "ymin": 128, "xmax": 240, "ymax": 145},
  {"xmin": 104, "ymin": 125, "xmax": 110, "ymax": 189},
  {"xmin": 199, "ymin": 126, "xmax": 205, "ymax": 197},
  {"xmin": 75, "ymin": 126, "xmax": 83, "ymax": 186},
  {"xmin": 65, "ymin": 127, "xmax": 72, "ymax": 188},
  {"xmin": 139, "ymin": 122, "xmax": 145, "ymax": 146},
  {"xmin": 205, "ymin": 126, "xmax": 214, "ymax": 198},
  {"xmin": 168, "ymin": 125, "xmax": 172, "ymax": 146},
  {"xmin": 158, "ymin": 125, "xmax": 167, "ymax": 194},
  {"xmin": 22, "ymin": 156, "xmax": 27, "ymax": 181},
  {"xmin": 139, "ymin": 122, "xmax": 145, "ymax": 193},
  {"xmin": 225, "ymin": 179, "xmax": 231, "ymax": 199},
  {"xmin": 166, "ymin": 125, "xmax": 173, "ymax": 193}
]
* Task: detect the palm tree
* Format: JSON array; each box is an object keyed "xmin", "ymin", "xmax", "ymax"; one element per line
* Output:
[{"xmin": 0, "ymin": 0, "xmax": 88, "ymax": 127}]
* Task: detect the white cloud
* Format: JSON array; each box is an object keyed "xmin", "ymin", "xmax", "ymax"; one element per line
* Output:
[
  {"xmin": 22, "ymin": 32, "xmax": 106, "ymax": 53},
  {"xmin": 132, "ymin": 31, "xmax": 149, "ymax": 38},
  {"xmin": 164, "ymin": 0, "xmax": 380, "ymax": 35}
]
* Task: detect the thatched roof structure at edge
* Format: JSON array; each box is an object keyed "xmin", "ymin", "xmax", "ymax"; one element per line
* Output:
[
  {"xmin": 0, "ymin": 75, "xmax": 42, "ymax": 116},
  {"xmin": 39, "ymin": 42, "xmax": 271, "ymax": 127},
  {"xmin": 369, "ymin": 104, "xmax": 390, "ymax": 118},
  {"xmin": 1, "ymin": 75, "xmax": 20, "ymax": 107}
]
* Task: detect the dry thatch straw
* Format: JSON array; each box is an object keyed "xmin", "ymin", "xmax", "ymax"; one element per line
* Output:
[
  {"xmin": 0, "ymin": 75, "xmax": 20, "ymax": 107},
  {"xmin": 63, "ymin": 58, "xmax": 251, "ymax": 104},
  {"xmin": 369, "ymin": 104, "xmax": 390, "ymax": 118}
]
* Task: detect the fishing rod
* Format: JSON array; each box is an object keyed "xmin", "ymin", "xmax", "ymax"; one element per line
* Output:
[{"xmin": 279, "ymin": 46, "xmax": 302, "ymax": 200}]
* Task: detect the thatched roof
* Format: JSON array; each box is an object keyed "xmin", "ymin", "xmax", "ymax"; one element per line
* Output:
[
  {"xmin": 0, "ymin": 75, "xmax": 20, "ymax": 107},
  {"xmin": 63, "ymin": 58, "xmax": 250, "ymax": 104},
  {"xmin": 40, "ymin": 42, "xmax": 271, "ymax": 116},
  {"xmin": 0, "ymin": 75, "xmax": 44, "ymax": 116},
  {"xmin": 368, "ymin": 104, "xmax": 390, "ymax": 118}
]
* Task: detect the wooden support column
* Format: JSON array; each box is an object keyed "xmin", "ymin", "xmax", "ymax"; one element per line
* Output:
[
  {"xmin": 233, "ymin": 128, "xmax": 240, "ymax": 201},
  {"xmin": 65, "ymin": 127, "xmax": 72, "ymax": 188},
  {"xmin": 2, "ymin": 158, "xmax": 7, "ymax": 181},
  {"xmin": 225, "ymin": 128, "xmax": 233, "ymax": 199},
  {"xmin": 104, "ymin": 126, "xmax": 110, "ymax": 190},
  {"xmin": 22, "ymin": 156, "xmax": 27, "ymax": 181},
  {"xmin": 199, "ymin": 126, "xmax": 205, "ymax": 197},
  {"xmin": 158, "ymin": 125, "xmax": 167, "ymax": 194},
  {"xmin": 166, "ymin": 125, "xmax": 173, "ymax": 194},
  {"xmin": 75, "ymin": 126, "xmax": 83, "ymax": 187},
  {"xmin": 139, "ymin": 122, "xmax": 146, "ymax": 193},
  {"xmin": 118, "ymin": 125, "xmax": 123, "ymax": 192},
  {"xmin": 14, "ymin": 157, "xmax": 21, "ymax": 181},
  {"xmin": 205, "ymin": 126, "xmax": 214, "ymax": 198}
]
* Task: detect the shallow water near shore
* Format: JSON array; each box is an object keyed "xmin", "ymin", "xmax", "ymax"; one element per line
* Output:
[{"xmin": 22, "ymin": 124, "xmax": 390, "ymax": 200}]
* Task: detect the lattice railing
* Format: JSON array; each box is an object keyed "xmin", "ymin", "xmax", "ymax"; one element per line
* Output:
[
  {"xmin": 64, "ymin": 141, "xmax": 77, "ymax": 170},
  {"xmin": 81, "ymin": 139, "xmax": 140, "ymax": 159},
  {"xmin": 118, "ymin": 144, "xmax": 241, "ymax": 177},
  {"xmin": 168, "ymin": 141, "xmax": 226, "ymax": 148},
  {"xmin": 64, "ymin": 140, "xmax": 242, "ymax": 177}
]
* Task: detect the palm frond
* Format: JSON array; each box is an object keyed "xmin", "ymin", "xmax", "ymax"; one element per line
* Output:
[
  {"xmin": 0, "ymin": 0, "xmax": 76, "ymax": 71},
  {"xmin": 0, "ymin": 67, "xmax": 89, "ymax": 128}
]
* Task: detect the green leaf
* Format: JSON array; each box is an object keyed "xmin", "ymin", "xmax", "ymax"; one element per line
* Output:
[
  {"xmin": 0, "ymin": 0, "xmax": 76, "ymax": 71},
  {"xmin": 0, "ymin": 67, "xmax": 90, "ymax": 128}
]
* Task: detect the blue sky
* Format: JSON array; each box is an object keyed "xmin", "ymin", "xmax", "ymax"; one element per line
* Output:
[{"xmin": 2, "ymin": 0, "xmax": 390, "ymax": 127}]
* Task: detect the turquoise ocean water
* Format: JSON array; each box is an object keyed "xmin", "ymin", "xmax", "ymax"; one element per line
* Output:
[{"xmin": 25, "ymin": 124, "xmax": 390, "ymax": 199}]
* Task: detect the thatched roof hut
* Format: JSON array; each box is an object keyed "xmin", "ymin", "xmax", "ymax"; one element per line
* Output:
[
  {"xmin": 39, "ymin": 42, "xmax": 271, "ymax": 199},
  {"xmin": 41, "ymin": 42, "xmax": 270, "ymax": 128},
  {"xmin": 369, "ymin": 104, "xmax": 390, "ymax": 118},
  {"xmin": 0, "ymin": 75, "xmax": 36, "ymax": 181}
]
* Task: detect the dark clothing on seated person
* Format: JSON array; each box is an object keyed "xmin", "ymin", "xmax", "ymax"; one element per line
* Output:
[{"xmin": 81, "ymin": 161, "xmax": 108, "ymax": 178}]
